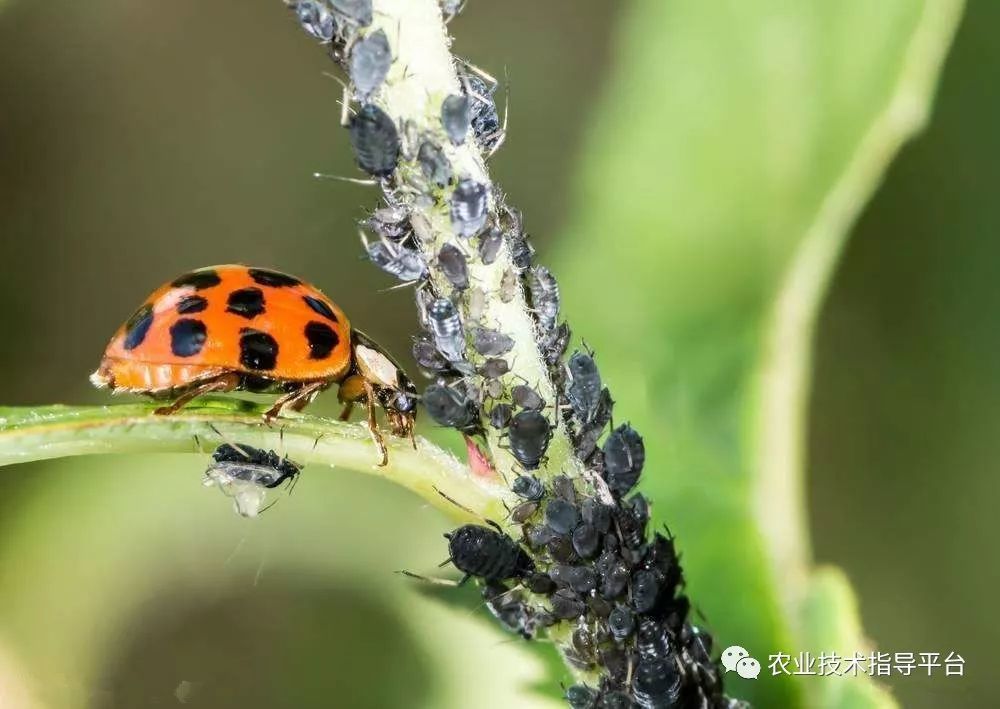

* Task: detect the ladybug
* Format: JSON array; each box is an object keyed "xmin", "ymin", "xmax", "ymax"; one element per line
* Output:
[{"xmin": 90, "ymin": 265, "xmax": 417, "ymax": 465}]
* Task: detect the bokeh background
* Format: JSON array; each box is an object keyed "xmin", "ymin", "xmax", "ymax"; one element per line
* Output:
[{"xmin": 0, "ymin": 1, "xmax": 989, "ymax": 707}]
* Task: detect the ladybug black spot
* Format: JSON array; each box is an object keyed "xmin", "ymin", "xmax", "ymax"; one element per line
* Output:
[
  {"xmin": 226, "ymin": 288, "xmax": 266, "ymax": 319},
  {"xmin": 170, "ymin": 318, "xmax": 207, "ymax": 357},
  {"xmin": 302, "ymin": 295, "xmax": 338, "ymax": 323},
  {"xmin": 171, "ymin": 269, "xmax": 221, "ymax": 290},
  {"xmin": 239, "ymin": 329, "xmax": 279, "ymax": 371},
  {"xmin": 249, "ymin": 268, "xmax": 300, "ymax": 288},
  {"xmin": 305, "ymin": 321, "xmax": 339, "ymax": 360},
  {"xmin": 176, "ymin": 295, "xmax": 208, "ymax": 315},
  {"xmin": 123, "ymin": 304, "xmax": 154, "ymax": 350}
]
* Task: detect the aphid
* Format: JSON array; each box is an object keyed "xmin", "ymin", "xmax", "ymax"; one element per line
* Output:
[
  {"xmin": 417, "ymin": 141, "xmax": 452, "ymax": 187},
  {"xmin": 510, "ymin": 499, "xmax": 539, "ymax": 525},
  {"xmin": 616, "ymin": 495, "xmax": 649, "ymax": 550},
  {"xmin": 511, "ymin": 474, "xmax": 543, "ymax": 501},
  {"xmin": 525, "ymin": 522, "xmax": 557, "ymax": 549},
  {"xmin": 587, "ymin": 594, "xmax": 613, "ymax": 619},
  {"xmin": 502, "ymin": 211, "xmax": 534, "ymax": 271},
  {"xmin": 349, "ymin": 104, "xmax": 400, "ymax": 177},
  {"xmin": 478, "ymin": 227, "xmax": 503, "ymax": 265},
  {"xmin": 571, "ymin": 522, "xmax": 600, "ymax": 558},
  {"xmin": 545, "ymin": 498, "xmax": 579, "ymax": 535},
  {"xmin": 362, "ymin": 233, "xmax": 427, "ymax": 282},
  {"xmin": 441, "ymin": 94, "xmax": 471, "ymax": 145},
  {"xmin": 478, "ymin": 357, "xmax": 509, "ymax": 381},
  {"xmin": 596, "ymin": 687, "xmax": 633, "ymax": 709},
  {"xmin": 551, "ymin": 474, "xmax": 576, "ymax": 502},
  {"xmin": 91, "ymin": 265, "xmax": 416, "ymax": 465},
  {"xmin": 542, "ymin": 321, "xmax": 571, "ymax": 367},
  {"xmin": 511, "ymin": 383, "xmax": 544, "ymax": 411},
  {"xmin": 549, "ymin": 564, "xmax": 596, "ymax": 594},
  {"xmin": 631, "ymin": 657, "xmax": 681, "ymax": 709},
  {"xmin": 488, "ymin": 402, "xmax": 513, "ymax": 429},
  {"xmin": 349, "ymin": 29, "xmax": 391, "ymax": 98},
  {"xmin": 426, "ymin": 297, "xmax": 465, "ymax": 363},
  {"xmin": 595, "ymin": 551, "xmax": 629, "ymax": 600},
  {"xmin": 598, "ymin": 646, "xmax": 631, "ymax": 687},
  {"xmin": 642, "ymin": 532, "xmax": 683, "ymax": 598},
  {"xmin": 527, "ymin": 266, "xmax": 560, "ymax": 334},
  {"xmin": 631, "ymin": 569, "xmax": 660, "ymax": 614},
  {"xmin": 550, "ymin": 588, "xmax": 586, "ymax": 620},
  {"xmin": 423, "ymin": 382, "xmax": 480, "ymax": 433},
  {"xmin": 566, "ymin": 350, "xmax": 603, "ymax": 421},
  {"xmin": 524, "ymin": 571, "xmax": 556, "ymax": 595},
  {"xmin": 498, "ymin": 268, "xmax": 519, "ymax": 303},
  {"xmin": 365, "ymin": 204, "xmax": 411, "ymax": 242},
  {"xmin": 437, "ymin": 243, "xmax": 469, "ymax": 290},
  {"xmin": 482, "ymin": 583, "xmax": 548, "ymax": 639},
  {"xmin": 459, "ymin": 70, "xmax": 503, "ymax": 152},
  {"xmin": 565, "ymin": 684, "xmax": 598, "ymax": 709},
  {"xmin": 574, "ymin": 388, "xmax": 614, "ymax": 461},
  {"xmin": 467, "ymin": 286, "xmax": 487, "ymax": 322},
  {"xmin": 450, "ymin": 178, "xmax": 488, "ymax": 238},
  {"xmin": 291, "ymin": 0, "xmax": 336, "ymax": 42},
  {"xmin": 203, "ymin": 442, "xmax": 302, "ymax": 518},
  {"xmin": 445, "ymin": 523, "xmax": 534, "ymax": 583},
  {"xmin": 637, "ymin": 618, "xmax": 671, "ymax": 661},
  {"xmin": 471, "ymin": 327, "xmax": 514, "ymax": 356},
  {"xmin": 608, "ymin": 605, "xmax": 635, "ymax": 643},
  {"xmin": 602, "ymin": 424, "xmax": 646, "ymax": 496},
  {"xmin": 547, "ymin": 534, "xmax": 579, "ymax": 564},
  {"xmin": 580, "ymin": 497, "xmax": 613, "ymax": 534},
  {"xmin": 507, "ymin": 410, "xmax": 551, "ymax": 470},
  {"xmin": 411, "ymin": 331, "xmax": 452, "ymax": 377},
  {"xmin": 330, "ymin": 0, "xmax": 372, "ymax": 27}
]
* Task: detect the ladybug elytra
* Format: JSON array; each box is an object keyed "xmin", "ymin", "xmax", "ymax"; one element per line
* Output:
[{"xmin": 91, "ymin": 265, "xmax": 416, "ymax": 465}]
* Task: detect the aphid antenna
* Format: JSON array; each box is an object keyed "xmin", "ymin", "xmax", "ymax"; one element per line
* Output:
[
  {"xmin": 313, "ymin": 172, "xmax": 378, "ymax": 186},
  {"xmin": 396, "ymin": 569, "xmax": 461, "ymax": 587},
  {"xmin": 192, "ymin": 434, "xmax": 204, "ymax": 454},
  {"xmin": 484, "ymin": 67, "xmax": 510, "ymax": 158}
]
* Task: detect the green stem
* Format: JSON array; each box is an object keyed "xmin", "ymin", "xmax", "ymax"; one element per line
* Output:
[{"xmin": 0, "ymin": 400, "xmax": 507, "ymax": 522}]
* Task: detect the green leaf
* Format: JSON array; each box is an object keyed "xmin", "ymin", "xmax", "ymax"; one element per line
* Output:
[{"xmin": 553, "ymin": 1, "xmax": 962, "ymax": 706}]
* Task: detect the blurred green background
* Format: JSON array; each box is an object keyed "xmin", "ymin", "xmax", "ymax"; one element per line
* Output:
[{"xmin": 0, "ymin": 0, "xmax": 988, "ymax": 707}]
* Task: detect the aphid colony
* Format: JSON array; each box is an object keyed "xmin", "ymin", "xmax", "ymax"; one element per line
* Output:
[{"xmin": 284, "ymin": 3, "xmax": 742, "ymax": 707}]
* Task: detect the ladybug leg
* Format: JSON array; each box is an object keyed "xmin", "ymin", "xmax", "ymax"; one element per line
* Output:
[
  {"xmin": 362, "ymin": 379, "xmax": 389, "ymax": 467},
  {"xmin": 154, "ymin": 373, "xmax": 240, "ymax": 416},
  {"xmin": 263, "ymin": 381, "xmax": 327, "ymax": 422},
  {"xmin": 337, "ymin": 374, "xmax": 366, "ymax": 420}
]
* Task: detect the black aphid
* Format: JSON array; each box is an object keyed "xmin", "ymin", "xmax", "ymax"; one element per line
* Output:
[
  {"xmin": 512, "ymin": 474, "xmax": 544, "ymax": 501},
  {"xmin": 350, "ymin": 29, "xmax": 391, "ymax": 98},
  {"xmin": 412, "ymin": 332, "xmax": 452, "ymax": 376},
  {"xmin": 441, "ymin": 94, "xmax": 471, "ymax": 145},
  {"xmin": 567, "ymin": 350, "xmax": 603, "ymax": 420},
  {"xmin": 363, "ymin": 235, "xmax": 427, "ymax": 282},
  {"xmin": 417, "ymin": 140, "xmax": 452, "ymax": 187},
  {"xmin": 616, "ymin": 494, "xmax": 649, "ymax": 550},
  {"xmin": 451, "ymin": 178, "xmax": 489, "ymax": 237},
  {"xmin": 642, "ymin": 532, "xmax": 683, "ymax": 598},
  {"xmin": 551, "ymin": 474, "xmax": 576, "ymax": 501},
  {"xmin": 478, "ymin": 226, "xmax": 503, "ymax": 265},
  {"xmin": 550, "ymin": 588, "xmax": 586, "ymax": 620},
  {"xmin": 209, "ymin": 443, "xmax": 300, "ymax": 489},
  {"xmin": 507, "ymin": 410, "xmax": 551, "ymax": 470},
  {"xmin": 471, "ymin": 326, "xmax": 514, "ymax": 356},
  {"xmin": 550, "ymin": 564, "xmax": 596, "ymax": 594},
  {"xmin": 608, "ymin": 605, "xmax": 635, "ymax": 643},
  {"xmin": 330, "ymin": 0, "xmax": 372, "ymax": 26},
  {"xmin": 349, "ymin": 104, "xmax": 400, "ymax": 177},
  {"xmin": 502, "ymin": 210, "xmax": 534, "ymax": 271},
  {"xmin": 631, "ymin": 656, "xmax": 681, "ymax": 709},
  {"xmin": 542, "ymin": 322, "xmax": 571, "ymax": 367},
  {"xmin": 631, "ymin": 569, "xmax": 660, "ymax": 614},
  {"xmin": 426, "ymin": 297, "xmax": 465, "ymax": 363},
  {"xmin": 366, "ymin": 204, "xmax": 411, "ymax": 242},
  {"xmin": 547, "ymin": 534, "xmax": 579, "ymax": 564},
  {"xmin": 574, "ymin": 388, "xmax": 614, "ymax": 460},
  {"xmin": 292, "ymin": 0, "xmax": 337, "ymax": 42},
  {"xmin": 581, "ymin": 497, "xmax": 613, "ymax": 534},
  {"xmin": 596, "ymin": 551, "xmax": 629, "ymax": 600},
  {"xmin": 488, "ymin": 402, "xmax": 513, "ymax": 429},
  {"xmin": 602, "ymin": 424, "xmax": 646, "ymax": 496},
  {"xmin": 460, "ymin": 71, "xmax": 502, "ymax": 152},
  {"xmin": 511, "ymin": 383, "xmax": 544, "ymax": 411},
  {"xmin": 571, "ymin": 522, "xmax": 600, "ymax": 558},
  {"xmin": 478, "ymin": 357, "xmax": 509, "ymax": 380},
  {"xmin": 483, "ymin": 583, "xmax": 550, "ymax": 639},
  {"xmin": 511, "ymin": 500, "xmax": 539, "ymax": 524},
  {"xmin": 423, "ymin": 382, "xmax": 479, "ymax": 433},
  {"xmin": 565, "ymin": 684, "xmax": 598, "ymax": 709},
  {"xmin": 438, "ymin": 243, "xmax": 469, "ymax": 290},
  {"xmin": 445, "ymin": 523, "xmax": 533, "ymax": 583},
  {"xmin": 545, "ymin": 498, "xmax": 580, "ymax": 535},
  {"xmin": 528, "ymin": 266, "xmax": 560, "ymax": 334}
]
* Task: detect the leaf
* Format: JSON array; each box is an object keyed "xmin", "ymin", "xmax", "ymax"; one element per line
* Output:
[{"xmin": 553, "ymin": 1, "xmax": 963, "ymax": 706}]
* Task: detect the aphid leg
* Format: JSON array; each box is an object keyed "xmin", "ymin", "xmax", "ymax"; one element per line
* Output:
[
  {"xmin": 154, "ymin": 373, "xmax": 240, "ymax": 416},
  {"xmin": 397, "ymin": 570, "xmax": 461, "ymax": 587},
  {"xmin": 433, "ymin": 486, "xmax": 478, "ymax": 517},
  {"xmin": 207, "ymin": 423, "xmax": 252, "ymax": 459}
]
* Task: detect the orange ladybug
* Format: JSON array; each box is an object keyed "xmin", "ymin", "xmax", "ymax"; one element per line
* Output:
[{"xmin": 91, "ymin": 265, "xmax": 417, "ymax": 465}]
